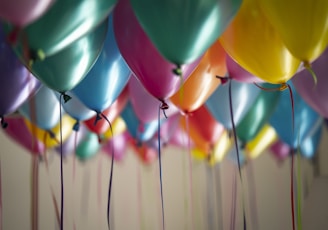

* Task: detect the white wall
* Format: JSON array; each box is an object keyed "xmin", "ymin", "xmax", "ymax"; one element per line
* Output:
[{"xmin": 0, "ymin": 130, "xmax": 316, "ymax": 230}]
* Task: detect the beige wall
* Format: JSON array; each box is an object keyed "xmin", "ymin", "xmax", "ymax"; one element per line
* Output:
[{"xmin": 0, "ymin": 129, "xmax": 316, "ymax": 230}]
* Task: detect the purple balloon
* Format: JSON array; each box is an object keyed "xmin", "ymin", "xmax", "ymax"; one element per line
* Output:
[
  {"xmin": 226, "ymin": 55, "xmax": 263, "ymax": 83},
  {"xmin": 102, "ymin": 131, "xmax": 130, "ymax": 161},
  {"xmin": 0, "ymin": 28, "xmax": 40, "ymax": 117},
  {"xmin": 4, "ymin": 116, "xmax": 45, "ymax": 154},
  {"xmin": 270, "ymin": 140, "xmax": 290, "ymax": 161},
  {"xmin": 292, "ymin": 48, "xmax": 328, "ymax": 118}
]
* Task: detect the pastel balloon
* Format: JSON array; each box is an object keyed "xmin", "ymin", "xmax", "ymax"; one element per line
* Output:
[
  {"xmin": 76, "ymin": 132, "xmax": 100, "ymax": 161},
  {"xmin": 236, "ymin": 84, "xmax": 281, "ymax": 143},
  {"xmin": 258, "ymin": 0, "xmax": 328, "ymax": 62},
  {"xmin": 4, "ymin": 0, "xmax": 117, "ymax": 58},
  {"xmin": 84, "ymin": 88, "xmax": 129, "ymax": 135},
  {"xmin": 24, "ymin": 114, "xmax": 75, "ymax": 148},
  {"xmin": 206, "ymin": 80, "xmax": 260, "ymax": 130},
  {"xmin": 269, "ymin": 83, "xmax": 322, "ymax": 149},
  {"xmin": 301, "ymin": 125, "xmax": 323, "ymax": 159},
  {"xmin": 4, "ymin": 116, "xmax": 45, "ymax": 154},
  {"xmin": 131, "ymin": 140, "xmax": 157, "ymax": 164},
  {"xmin": 72, "ymin": 16, "xmax": 131, "ymax": 113},
  {"xmin": 19, "ymin": 85, "xmax": 61, "ymax": 130},
  {"xmin": 208, "ymin": 130, "xmax": 233, "ymax": 165},
  {"xmin": 113, "ymin": 0, "xmax": 200, "ymax": 100},
  {"xmin": 102, "ymin": 131, "xmax": 130, "ymax": 161},
  {"xmin": 0, "ymin": 28, "xmax": 41, "ymax": 117},
  {"xmin": 128, "ymin": 75, "xmax": 179, "ymax": 123},
  {"xmin": 0, "ymin": 0, "xmax": 54, "ymax": 26},
  {"xmin": 226, "ymin": 55, "xmax": 263, "ymax": 83},
  {"xmin": 26, "ymin": 20, "xmax": 107, "ymax": 93},
  {"xmin": 220, "ymin": 0, "xmax": 301, "ymax": 83},
  {"xmin": 130, "ymin": 0, "xmax": 242, "ymax": 65},
  {"xmin": 101, "ymin": 117, "xmax": 126, "ymax": 141},
  {"xmin": 170, "ymin": 41, "xmax": 227, "ymax": 113},
  {"xmin": 270, "ymin": 140, "xmax": 291, "ymax": 161},
  {"xmin": 292, "ymin": 48, "xmax": 328, "ymax": 118}
]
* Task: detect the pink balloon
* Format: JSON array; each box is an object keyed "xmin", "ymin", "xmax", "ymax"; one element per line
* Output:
[
  {"xmin": 128, "ymin": 75, "xmax": 179, "ymax": 123},
  {"xmin": 102, "ymin": 131, "xmax": 130, "ymax": 162},
  {"xmin": 270, "ymin": 140, "xmax": 290, "ymax": 161},
  {"xmin": 292, "ymin": 48, "xmax": 328, "ymax": 118},
  {"xmin": 0, "ymin": 0, "xmax": 54, "ymax": 26},
  {"xmin": 4, "ymin": 116, "xmax": 45, "ymax": 154},
  {"xmin": 226, "ymin": 55, "xmax": 263, "ymax": 83},
  {"xmin": 113, "ymin": 0, "xmax": 200, "ymax": 100}
]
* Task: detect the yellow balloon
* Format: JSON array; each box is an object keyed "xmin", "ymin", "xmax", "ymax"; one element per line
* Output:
[
  {"xmin": 191, "ymin": 148, "xmax": 208, "ymax": 161},
  {"xmin": 245, "ymin": 124, "xmax": 277, "ymax": 159},
  {"xmin": 208, "ymin": 130, "xmax": 232, "ymax": 166},
  {"xmin": 258, "ymin": 0, "xmax": 328, "ymax": 63},
  {"xmin": 25, "ymin": 115, "xmax": 75, "ymax": 148},
  {"xmin": 102, "ymin": 117, "xmax": 126, "ymax": 140},
  {"xmin": 220, "ymin": 0, "xmax": 301, "ymax": 84}
]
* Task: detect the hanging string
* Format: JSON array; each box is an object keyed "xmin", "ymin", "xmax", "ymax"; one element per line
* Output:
[
  {"xmin": 230, "ymin": 170, "xmax": 237, "ymax": 230},
  {"xmin": 31, "ymin": 155, "xmax": 39, "ymax": 230},
  {"xmin": 303, "ymin": 61, "xmax": 317, "ymax": 86},
  {"xmin": 137, "ymin": 163, "xmax": 144, "ymax": 230},
  {"xmin": 0, "ymin": 157, "xmax": 2, "ymax": 230},
  {"xmin": 246, "ymin": 162, "xmax": 259, "ymax": 230},
  {"xmin": 59, "ymin": 94, "xmax": 65, "ymax": 230},
  {"xmin": 296, "ymin": 146, "xmax": 303, "ymax": 230},
  {"xmin": 73, "ymin": 130, "xmax": 78, "ymax": 230},
  {"xmin": 157, "ymin": 105, "xmax": 165, "ymax": 230}
]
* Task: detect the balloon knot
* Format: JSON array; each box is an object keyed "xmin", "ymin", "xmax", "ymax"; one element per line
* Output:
[
  {"xmin": 216, "ymin": 75, "xmax": 230, "ymax": 85},
  {"xmin": 279, "ymin": 83, "xmax": 289, "ymax": 91},
  {"xmin": 1, "ymin": 117, "xmax": 8, "ymax": 129},
  {"xmin": 48, "ymin": 130, "xmax": 56, "ymax": 139},
  {"xmin": 303, "ymin": 61, "xmax": 318, "ymax": 86},
  {"xmin": 6, "ymin": 26, "xmax": 21, "ymax": 45},
  {"xmin": 97, "ymin": 134, "xmax": 103, "ymax": 144},
  {"xmin": 94, "ymin": 113, "xmax": 102, "ymax": 126},
  {"xmin": 160, "ymin": 100, "xmax": 169, "ymax": 119},
  {"xmin": 73, "ymin": 121, "xmax": 80, "ymax": 131},
  {"xmin": 172, "ymin": 64, "xmax": 182, "ymax": 76},
  {"xmin": 240, "ymin": 142, "xmax": 246, "ymax": 149},
  {"xmin": 62, "ymin": 93, "xmax": 71, "ymax": 103}
]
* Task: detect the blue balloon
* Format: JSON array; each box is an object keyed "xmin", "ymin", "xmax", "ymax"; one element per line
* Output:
[
  {"xmin": 72, "ymin": 15, "xmax": 131, "ymax": 113},
  {"xmin": 227, "ymin": 139, "xmax": 246, "ymax": 166},
  {"xmin": 54, "ymin": 91, "xmax": 96, "ymax": 122},
  {"xmin": 206, "ymin": 80, "xmax": 260, "ymax": 130},
  {"xmin": 19, "ymin": 85, "xmax": 62, "ymax": 130},
  {"xmin": 121, "ymin": 102, "xmax": 160, "ymax": 142},
  {"xmin": 300, "ymin": 123, "xmax": 323, "ymax": 159},
  {"xmin": 269, "ymin": 83, "xmax": 322, "ymax": 149}
]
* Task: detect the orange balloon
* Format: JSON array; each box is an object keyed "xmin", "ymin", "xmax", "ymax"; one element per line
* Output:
[{"xmin": 170, "ymin": 41, "xmax": 227, "ymax": 112}]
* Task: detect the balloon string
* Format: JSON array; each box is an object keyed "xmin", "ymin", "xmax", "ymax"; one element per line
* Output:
[
  {"xmin": 246, "ymin": 162, "xmax": 259, "ymax": 230},
  {"xmin": 31, "ymin": 155, "xmax": 39, "ymax": 230},
  {"xmin": 73, "ymin": 130, "xmax": 78, "ymax": 230},
  {"xmin": 0, "ymin": 157, "xmax": 2, "ymax": 230},
  {"xmin": 230, "ymin": 170, "xmax": 236, "ymax": 230},
  {"xmin": 296, "ymin": 147, "xmax": 303, "ymax": 230},
  {"xmin": 157, "ymin": 106, "xmax": 165, "ymax": 230},
  {"xmin": 99, "ymin": 112, "xmax": 115, "ymax": 230},
  {"xmin": 228, "ymin": 80, "xmax": 247, "ymax": 230},
  {"xmin": 137, "ymin": 163, "xmax": 143, "ymax": 230},
  {"xmin": 303, "ymin": 61, "xmax": 317, "ymax": 86},
  {"xmin": 185, "ymin": 115, "xmax": 194, "ymax": 230},
  {"xmin": 59, "ymin": 94, "xmax": 64, "ymax": 230}
]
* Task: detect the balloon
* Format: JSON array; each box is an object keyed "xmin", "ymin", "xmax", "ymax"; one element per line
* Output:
[
  {"xmin": 245, "ymin": 124, "xmax": 278, "ymax": 159},
  {"xmin": 269, "ymin": 83, "xmax": 322, "ymax": 149},
  {"xmin": 301, "ymin": 125, "xmax": 323, "ymax": 159},
  {"xmin": 206, "ymin": 80, "xmax": 260, "ymax": 130},
  {"xmin": 292, "ymin": 49, "xmax": 328, "ymax": 118},
  {"xmin": 226, "ymin": 55, "xmax": 263, "ymax": 83},
  {"xmin": 25, "ymin": 20, "xmax": 108, "ymax": 93},
  {"xmin": 76, "ymin": 132, "xmax": 100, "ymax": 161},
  {"xmin": 102, "ymin": 131, "xmax": 130, "ymax": 161},
  {"xmin": 131, "ymin": 140, "xmax": 158, "ymax": 164},
  {"xmin": 258, "ymin": 0, "xmax": 328, "ymax": 63},
  {"xmin": 208, "ymin": 130, "xmax": 233, "ymax": 166},
  {"xmin": 220, "ymin": 0, "xmax": 301, "ymax": 84},
  {"xmin": 72, "ymin": 16, "xmax": 131, "ymax": 113},
  {"xmin": 130, "ymin": 0, "xmax": 242, "ymax": 65},
  {"xmin": 128, "ymin": 76, "xmax": 179, "ymax": 123},
  {"xmin": 0, "ymin": 0, "xmax": 54, "ymax": 26},
  {"xmin": 113, "ymin": 0, "xmax": 200, "ymax": 100},
  {"xmin": 270, "ymin": 140, "xmax": 291, "ymax": 162},
  {"xmin": 0, "ymin": 28, "xmax": 41, "ymax": 117},
  {"xmin": 236, "ymin": 84, "xmax": 280, "ymax": 142},
  {"xmin": 4, "ymin": 116, "xmax": 45, "ymax": 154},
  {"xmin": 19, "ymin": 85, "xmax": 61, "ymax": 130},
  {"xmin": 4, "ymin": 0, "xmax": 117, "ymax": 58},
  {"xmin": 24, "ymin": 114, "xmax": 75, "ymax": 148},
  {"xmin": 170, "ymin": 41, "xmax": 227, "ymax": 113},
  {"xmin": 101, "ymin": 117, "xmax": 126, "ymax": 141},
  {"xmin": 121, "ymin": 102, "xmax": 160, "ymax": 142},
  {"xmin": 54, "ymin": 91, "xmax": 96, "ymax": 122},
  {"xmin": 84, "ymin": 88, "xmax": 129, "ymax": 135}
]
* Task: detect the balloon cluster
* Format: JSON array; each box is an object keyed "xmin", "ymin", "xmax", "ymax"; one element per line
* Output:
[{"xmin": 0, "ymin": 0, "xmax": 327, "ymax": 165}]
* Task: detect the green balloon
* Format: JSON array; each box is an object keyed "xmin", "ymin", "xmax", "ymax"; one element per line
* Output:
[
  {"xmin": 4, "ymin": 0, "xmax": 116, "ymax": 59},
  {"xmin": 76, "ymin": 132, "xmax": 100, "ymax": 161},
  {"xmin": 29, "ymin": 20, "xmax": 108, "ymax": 93},
  {"xmin": 130, "ymin": 0, "xmax": 241, "ymax": 65},
  {"xmin": 236, "ymin": 84, "xmax": 281, "ymax": 143}
]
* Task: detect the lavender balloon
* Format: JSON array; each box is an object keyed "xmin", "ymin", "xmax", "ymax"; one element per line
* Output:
[
  {"xmin": 0, "ymin": 28, "xmax": 40, "ymax": 117},
  {"xmin": 292, "ymin": 48, "xmax": 328, "ymax": 118}
]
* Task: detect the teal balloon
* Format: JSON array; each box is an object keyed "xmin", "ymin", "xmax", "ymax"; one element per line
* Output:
[
  {"xmin": 236, "ymin": 83, "xmax": 281, "ymax": 143},
  {"xmin": 3, "ymin": 0, "xmax": 117, "ymax": 58},
  {"xmin": 130, "ymin": 0, "xmax": 242, "ymax": 64},
  {"xmin": 121, "ymin": 102, "xmax": 160, "ymax": 142},
  {"xmin": 270, "ymin": 83, "xmax": 322, "ymax": 149},
  {"xmin": 300, "ymin": 125, "xmax": 322, "ymax": 159},
  {"xmin": 18, "ymin": 85, "xmax": 61, "ymax": 130},
  {"xmin": 206, "ymin": 80, "xmax": 260, "ymax": 130},
  {"xmin": 28, "ymin": 20, "xmax": 108, "ymax": 93},
  {"xmin": 76, "ymin": 132, "xmax": 100, "ymax": 160},
  {"xmin": 72, "ymin": 16, "xmax": 130, "ymax": 112}
]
